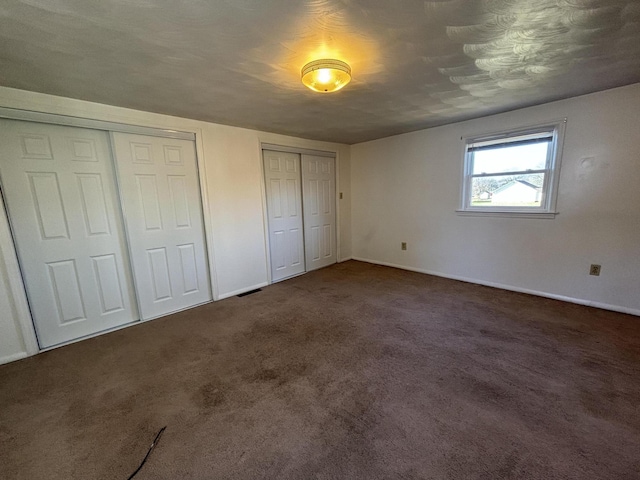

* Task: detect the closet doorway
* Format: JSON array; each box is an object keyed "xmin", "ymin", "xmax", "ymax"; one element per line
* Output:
[
  {"xmin": 0, "ymin": 118, "xmax": 211, "ymax": 349},
  {"xmin": 263, "ymin": 149, "xmax": 337, "ymax": 283}
]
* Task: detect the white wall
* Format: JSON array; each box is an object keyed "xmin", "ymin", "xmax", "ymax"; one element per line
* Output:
[
  {"xmin": 0, "ymin": 87, "xmax": 351, "ymax": 364},
  {"xmin": 351, "ymin": 83, "xmax": 640, "ymax": 315},
  {"xmin": 0, "ymin": 206, "xmax": 33, "ymax": 363}
]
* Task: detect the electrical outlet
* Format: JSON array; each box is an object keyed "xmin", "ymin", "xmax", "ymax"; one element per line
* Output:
[
  {"xmin": 401, "ymin": 242, "xmax": 407, "ymax": 251},
  {"xmin": 339, "ymin": 192, "xmax": 343, "ymax": 199},
  {"xmin": 589, "ymin": 264, "xmax": 601, "ymax": 276}
]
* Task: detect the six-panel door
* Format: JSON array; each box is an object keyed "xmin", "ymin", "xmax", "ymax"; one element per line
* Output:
[
  {"xmin": 0, "ymin": 120, "xmax": 139, "ymax": 348},
  {"xmin": 302, "ymin": 155, "xmax": 337, "ymax": 271},
  {"xmin": 263, "ymin": 150, "xmax": 306, "ymax": 282},
  {"xmin": 111, "ymin": 133, "xmax": 212, "ymax": 319}
]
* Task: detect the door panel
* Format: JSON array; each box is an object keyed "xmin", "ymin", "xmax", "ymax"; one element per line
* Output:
[
  {"xmin": 111, "ymin": 133, "xmax": 211, "ymax": 319},
  {"xmin": 92, "ymin": 254, "xmax": 127, "ymax": 314},
  {"xmin": 302, "ymin": 155, "xmax": 337, "ymax": 271},
  {"xmin": 0, "ymin": 120, "xmax": 138, "ymax": 348},
  {"xmin": 263, "ymin": 150, "xmax": 305, "ymax": 282},
  {"xmin": 77, "ymin": 174, "xmax": 112, "ymax": 236}
]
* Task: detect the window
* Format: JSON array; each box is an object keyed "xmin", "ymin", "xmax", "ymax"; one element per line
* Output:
[{"xmin": 459, "ymin": 121, "xmax": 565, "ymax": 217}]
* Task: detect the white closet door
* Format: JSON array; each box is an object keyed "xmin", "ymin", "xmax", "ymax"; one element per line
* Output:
[
  {"xmin": 263, "ymin": 150, "xmax": 305, "ymax": 282},
  {"xmin": 302, "ymin": 155, "xmax": 337, "ymax": 271},
  {"xmin": 0, "ymin": 120, "xmax": 138, "ymax": 348},
  {"xmin": 111, "ymin": 133, "xmax": 211, "ymax": 319}
]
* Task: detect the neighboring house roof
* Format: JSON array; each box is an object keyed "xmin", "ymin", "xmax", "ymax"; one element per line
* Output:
[{"xmin": 492, "ymin": 179, "xmax": 541, "ymax": 194}]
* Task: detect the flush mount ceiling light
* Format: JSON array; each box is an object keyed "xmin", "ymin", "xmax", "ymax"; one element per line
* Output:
[{"xmin": 301, "ymin": 59, "xmax": 352, "ymax": 93}]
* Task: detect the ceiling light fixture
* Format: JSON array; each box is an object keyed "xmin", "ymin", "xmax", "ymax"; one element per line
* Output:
[{"xmin": 301, "ymin": 59, "xmax": 352, "ymax": 93}]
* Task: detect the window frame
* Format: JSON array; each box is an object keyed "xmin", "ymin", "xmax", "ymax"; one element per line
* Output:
[{"xmin": 458, "ymin": 119, "xmax": 566, "ymax": 218}]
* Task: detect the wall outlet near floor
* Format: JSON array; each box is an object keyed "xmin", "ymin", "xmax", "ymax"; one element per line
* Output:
[
  {"xmin": 589, "ymin": 264, "xmax": 601, "ymax": 276},
  {"xmin": 339, "ymin": 192, "xmax": 343, "ymax": 199},
  {"xmin": 401, "ymin": 242, "xmax": 407, "ymax": 251}
]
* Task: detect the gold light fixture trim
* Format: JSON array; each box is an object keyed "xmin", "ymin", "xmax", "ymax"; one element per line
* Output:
[{"xmin": 301, "ymin": 59, "xmax": 352, "ymax": 93}]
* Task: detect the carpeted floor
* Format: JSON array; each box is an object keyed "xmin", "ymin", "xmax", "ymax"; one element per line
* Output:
[{"xmin": 1, "ymin": 260, "xmax": 639, "ymax": 479}]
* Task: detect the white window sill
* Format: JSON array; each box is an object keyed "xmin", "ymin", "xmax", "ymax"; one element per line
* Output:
[{"xmin": 455, "ymin": 209, "xmax": 558, "ymax": 219}]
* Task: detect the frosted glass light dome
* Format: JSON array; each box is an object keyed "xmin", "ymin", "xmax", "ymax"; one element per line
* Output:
[{"xmin": 301, "ymin": 59, "xmax": 352, "ymax": 93}]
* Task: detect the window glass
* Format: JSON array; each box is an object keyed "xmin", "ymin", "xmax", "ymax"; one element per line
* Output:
[
  {"xmin": 472, "ymin": 142, "xmax": 548, "ymax": 175},
  {"xmin": 470, "ymin": 173, "xmax": 544, "ymax": 207}
]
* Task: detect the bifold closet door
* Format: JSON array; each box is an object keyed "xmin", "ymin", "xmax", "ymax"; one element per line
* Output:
[
  {"xmin": 0, "ymin": 120, "xmax": 138, "ymax": 348},
  {"xmin": 301, "ymin": 155, "xmax": 337, "ymax": 271},
  {"xmin": 263, "ymin": 150, "xmax": 305, "ymax": 282},
  {"xmin": 111, "ymin": 133, "xmax": 211, "ymax": 319}
]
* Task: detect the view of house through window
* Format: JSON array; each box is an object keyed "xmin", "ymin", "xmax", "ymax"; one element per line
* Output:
[
  {"xmin": 471, "ymin": 141, "xmax": 548, "ymax": 207},
  {"xmin": 461, "ymin": 124, "xmax": 563, "ymax": 214}
]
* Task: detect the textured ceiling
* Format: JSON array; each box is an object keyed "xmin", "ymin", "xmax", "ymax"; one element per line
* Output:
[{"xmin": 1, "ymin": 0, "xmax": 639, "ymax": 144}]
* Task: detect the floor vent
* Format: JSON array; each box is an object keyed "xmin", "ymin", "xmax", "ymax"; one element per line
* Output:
[{"xmin": 237, "ymin": 288, "xmax": 262, "ymax": 298}]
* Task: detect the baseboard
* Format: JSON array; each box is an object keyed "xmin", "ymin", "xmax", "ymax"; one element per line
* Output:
[
  {"xmin": 338, "ymin": 256, "xmax": 353, "ymax": 263},
  {"xmin": 0, "ymin": 351, "xmax": 28, "ymax": 366},
  {"xmin": 218, "ymin": 282, "xmax": 269, "ymax": 300},
  {"xmin": 351, "ymin": 257, "xmax": 640, "ymax": 317}
]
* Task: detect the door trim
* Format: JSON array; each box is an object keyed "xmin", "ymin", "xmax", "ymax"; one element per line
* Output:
[
  {"xmin": 261, "ymin": 143, "xmax": 337, "ymax": 158},
  {"xmin": 0, "ymin": 107, "xmax": 195, "ymax": 140}
]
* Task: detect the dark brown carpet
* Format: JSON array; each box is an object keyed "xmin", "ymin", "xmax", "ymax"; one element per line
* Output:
[{"xmin": 1, "ymin": 261, "xmax": 639, "ymax": 479}]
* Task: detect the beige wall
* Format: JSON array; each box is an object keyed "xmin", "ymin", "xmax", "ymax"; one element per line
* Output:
[
  {"xmin": 351, "ymin": 83, "xmax": 640, "ymax": 314},
  {"xmin": 0, "ymin": 87, "xmax": 351, "ymax": 364}
]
